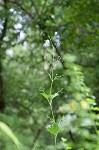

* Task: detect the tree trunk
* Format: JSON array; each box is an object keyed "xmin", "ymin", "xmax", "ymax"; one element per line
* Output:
[
  {"xmin": 0, "ymin": 54, "xmax": 5, "ymax": 112},
  {"xmin": 0, "ymin": 0, "xmax": 8, "ymax": 111}
]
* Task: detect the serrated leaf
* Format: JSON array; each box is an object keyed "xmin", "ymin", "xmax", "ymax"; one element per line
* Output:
[{"xmin": 0, "ymin": 121, "xmax": 21, "ymax": 149}]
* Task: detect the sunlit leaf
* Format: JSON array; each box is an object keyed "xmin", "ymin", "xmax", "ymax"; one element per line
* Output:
[
  {"xmin": 51, "ymin": 92, "xmax": 59, "ymax": 100},
  {"xmin": 61, "ymin": 137, "xmax": 67, "ymax": 143},
  {"xmin": 41, "ymin": 92, "xmax": 49, "ymax": 101}
]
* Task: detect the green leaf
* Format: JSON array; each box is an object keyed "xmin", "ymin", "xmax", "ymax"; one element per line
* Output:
[
  {"xmin": 67, "ymin": 146, "xmax": 72, "ymax": 150},
  {"xmin": 51, "ymin": 92, "xmax": 59, "ymax": 100},
  {"xmin": 61, "ymin": 137, "xmax": 67, "ymax": 143},
  {"xmin": 46, "ymin": 123, "xmax": 61, "ymax": 136},
  {"xmin": 41, "ymin": 92, "xmax": 49, "ymax": 101},
  {"xmin": 0, "ymin": 121, "xmax": 21, "ymax": 149},
  {"xmin": 41, "ymin": 92, "xmax": 59, "ymax": 104}
]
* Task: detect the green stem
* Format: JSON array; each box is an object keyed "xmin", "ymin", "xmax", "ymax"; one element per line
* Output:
[
  {"xmin": 50, "ymin": 104, "xmax": 55, "ymax": 122},
  {"xmin": 54, "ymin": 135, "xmax": 57, "ymax": 150},
  {"xmin": 49, "ymin": 63, "xmax": 54, "ymax": 96},
  {"xmin": 49, "ymin": 67, "xmax": 55, "ymax": 121},
  {"xmin": 50, "ymin": 79, "xmax": 53, "ymax": 98}
]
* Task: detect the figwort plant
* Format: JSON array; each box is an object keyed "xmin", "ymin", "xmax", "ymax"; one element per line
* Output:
[{"xmin": 41, "ymin": 46, "xmax": 62, "ymax": 150}]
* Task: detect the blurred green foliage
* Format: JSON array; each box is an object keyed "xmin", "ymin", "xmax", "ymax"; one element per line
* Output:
[{"xmin": 0, "ymin": 0, "xmax": 99, "ymax": 149}]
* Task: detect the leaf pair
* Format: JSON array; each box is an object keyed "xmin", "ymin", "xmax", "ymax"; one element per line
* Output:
[
  {"xmin": 41, "ymin": 92, "xmax": 59, "ymax": 104},
  {"xmin": 46, "ymin": 123, "xmax": 61, "ymax": 136}
]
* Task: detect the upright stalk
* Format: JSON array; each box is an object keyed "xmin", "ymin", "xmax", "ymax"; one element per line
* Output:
[
  {"xmin": 50, "ymin": 104, "xmax": 55, "ymax": 122},
  {"xmin": 49, "ymin": 46, "xmax": 55, "ymax": 122},
  {"xmin": 54, "ymin": 135, "xmax": 57, "ymax": 150}
]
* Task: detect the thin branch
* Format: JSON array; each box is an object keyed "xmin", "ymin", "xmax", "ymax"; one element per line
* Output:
[
  {"xmin": 32, "ymin": 119, "xmax": 49, "ymax": 148},
  {"xmin": 48, "ymin": 37, "xmax": 67, "ymax": 69},
  {"xmin": 31, "ymin": 0, "xmax": 39, "ymax": 16},
  {"xmin": 69, "ymin": 130, "xmax": 77, "ymax": 143},
  {"xmin": 47, "ymin": 36, "xmax": 71, "ymax": 83},
  {"xmin": 41, "ymin": 0, "xmax": 48, "ymax": 13},
  {"xmin": 8, "ymin": 0, "xmax": 35, "ymax": 19}
]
